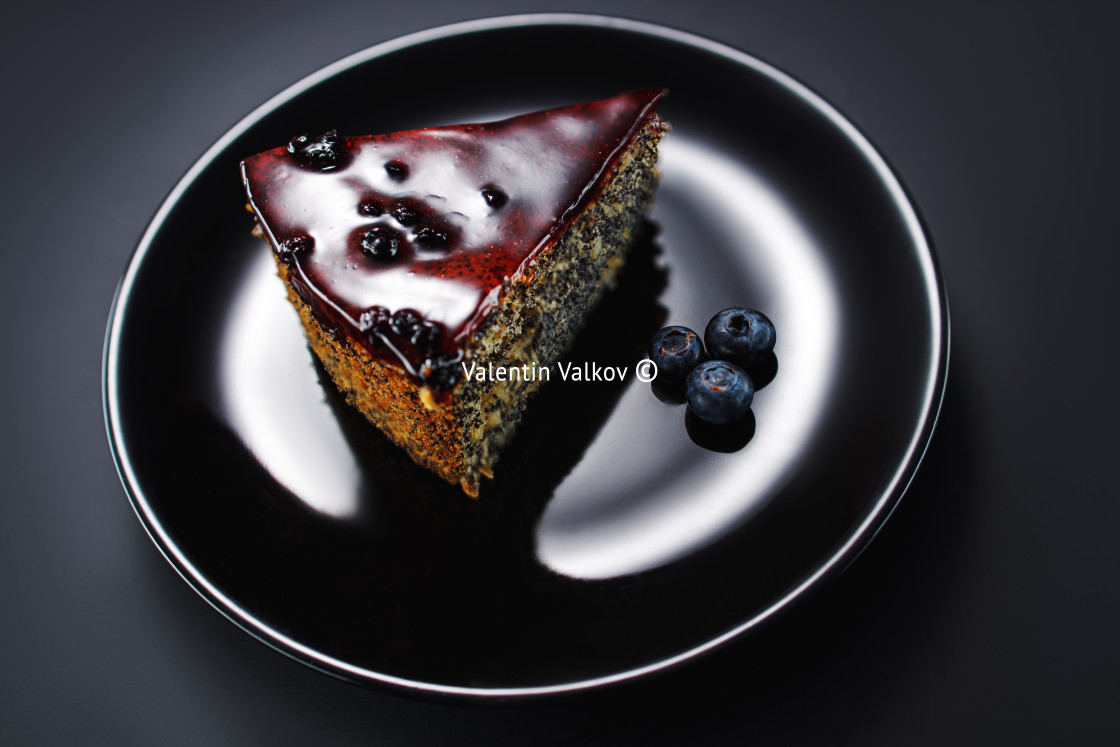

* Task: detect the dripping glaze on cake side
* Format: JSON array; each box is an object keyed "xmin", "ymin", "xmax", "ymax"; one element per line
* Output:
[{"xmin": 240, "ymin": 88, "xmax": 667, "ymax": 389}]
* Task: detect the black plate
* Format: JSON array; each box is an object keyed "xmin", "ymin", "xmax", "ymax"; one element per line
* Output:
[{"xmin": 104, "ymin": 15, "xmax": 948, "ymax": 698}]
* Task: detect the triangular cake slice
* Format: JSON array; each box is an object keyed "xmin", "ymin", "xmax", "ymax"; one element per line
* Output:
[{"xmin": 241, "ymin": 89, "xmax": 668, "ymax": 496}]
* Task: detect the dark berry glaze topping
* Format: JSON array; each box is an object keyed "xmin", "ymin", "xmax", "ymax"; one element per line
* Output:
[{"xmin": 241, "ymin": 88, "xmax": 667, "ymax": 388}]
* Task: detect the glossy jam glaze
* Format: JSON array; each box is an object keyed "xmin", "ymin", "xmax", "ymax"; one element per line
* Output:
[{"xmin": 240, "ymin": 88, "xmax": 667, "ymax": 388}]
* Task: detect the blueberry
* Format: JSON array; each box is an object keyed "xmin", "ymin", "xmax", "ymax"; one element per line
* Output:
[
  {"xmin": 685, "ymin": 360, "xmax": 755, "ymax": 425},
  {"xmin": 288, "ymin": 129, "xmax": 342, "ymax": 170},
  {"xmin": 481, "ymin": 186, "xmax": 507, "ymax": 208},
  {"xmin": 414, "ymin": 226, "xmax": 448, "ymax": 248},
  {"xmin": 358, "ymin": 199, "xmax": 382, "ymax": 217},
  {"xmin": 278, "ymin": 234, "xmax": 313, "ymax": 255},
  {"xmin": 358, "ymin": 305, "xmax": 391, "ymax": 333},
  {"xmin": 421, "ymin": 353, "xmax": 461, "ymax": 391},
  {"xmin": 360, "ymin": 226, "xmax": 402, "ymax": 260},
  {"xmin": 389, "ymin": 308, "xmax": 423, "ymax": 337},
  {"xmin": 647, "ymin": 325, "xmax": 706, "ymax": 380},
  {"xmin": 685, "ymin": 408, "xmax": 756, "ymax": 452},
  {"xmin": 704, "ymin": 308, "xmax": 776, "ymax": 365},
  {"xmin": 410, "ymin": 320, "xmax": 443, "ymax": 351},
  {"xmin": 385, "ymin": 160, "xmax": 408, "ymax": 180},
  {"xmin": 391, "ymin": 204, "xmax": 419, "ymax": 226}
]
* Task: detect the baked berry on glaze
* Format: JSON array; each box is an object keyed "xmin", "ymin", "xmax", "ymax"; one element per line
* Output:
[
  {"xmin": 288, "ymin": 130, "xmax": 344, "ymax": 171},
  {"xmin": 389, "ymin": 308, "xmax": 424, "ymax": 337},
  {"xmin": 647, "ymin": 326, "xmax": 706, "ymax": 380},
  {"xmin": 278, "ymin": 234, "xmax": 313, "ymax": 255},
  {"xmin": 414, "ymin": 226, "xmax": 449, "ymax": 249},
  {"xmin": 685, "ymin": 360, "xmax": 755, "ymax": 425},
  {"xmin": 359, "ymin": 226, "xmax": 402, "ymax": 260},
  {"xmin": 481, "ymin": 186, "xmax": 508, "ymax": 208},
  {"xmin": 391, "ymin": 203, "xmax": 419, "ymax": 226},
  {"xmin": 704, "ymin": 308, "xmax": 776, "ymax": 365},
  {"xmin": 410, "ymin": 320, "xmax": 443, "ymax": 351},
  {"xmin": 384, "ymin": 160, "xmax": 408, "ymax": 180},
  {"xmin": 357, "ymin": 199, "xmax": 383, "ymax": 216},
  {"xmin": 358, "ymin": 305, "xmax": 391, "ymax": 333}
]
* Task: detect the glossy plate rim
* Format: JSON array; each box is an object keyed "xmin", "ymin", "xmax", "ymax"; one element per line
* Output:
[{"xmin": 103, "ymin": 13, "xmax": 950, "ymax": 699}]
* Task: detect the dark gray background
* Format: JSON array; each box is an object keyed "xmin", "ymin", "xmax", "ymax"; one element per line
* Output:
[{"xmin": 3, "ymin": 0, "xmax": 1118, "ymax": 744}]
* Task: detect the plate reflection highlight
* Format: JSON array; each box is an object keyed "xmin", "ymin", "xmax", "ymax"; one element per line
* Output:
[{"xmin": 219, "ymin": 249, "xmax": 363, "ymax": 518}]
